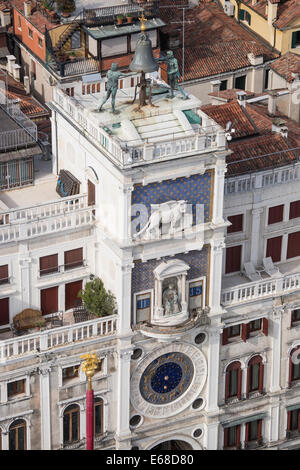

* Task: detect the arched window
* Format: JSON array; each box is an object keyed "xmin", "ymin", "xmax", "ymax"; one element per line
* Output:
[
  {"xmin": 94, "ymin": 397, "xmax": 103, "ymax": 437},
  {"xmin": 289, "ymin": 346, "xmax": 300, "ymax": 386},
  {"xmin": 63, "ymin": 404, "xmax": 80, "ymax": 445},
  {"xmin": 9, "ymin": 419, "xmax": 27, "ymax": 450},
  {"xmin": 225, "ymin": 361, "xmax": 242, "ymax": 401},
  {"xmin": 247, "ymin": 356, "xmax": 264, "ymax": 396}
]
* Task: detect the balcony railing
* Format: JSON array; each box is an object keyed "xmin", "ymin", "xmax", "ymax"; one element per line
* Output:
[
  {"xmin": 49, "ymin": 57, "xmax": 99, "ymax": 78},
  {"xmin": 0, "ymin": 194, "xmax": 95, "ymax": 244},
  {"xmin": 0, "ymin": 315, "xmax": 118, "ymax": 362},
  {"xmin": 39, "ymin": 260, "xmax": 86, "ymax": 277},
  {"xmin": 52, "ymin": 88, "xmax": 225, "ymax": 168},
  {"xmin": 221, "ymin": 271, "xmax": 300, "ymax": 307},
  {"xmin": 224, "ymin": 164, "xmax": 300, "ymax": 195}
]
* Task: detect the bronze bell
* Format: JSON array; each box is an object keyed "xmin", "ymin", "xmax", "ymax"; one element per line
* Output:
[{"xmin": 129, "ymin": 31, "xmax": 158, "ymax": 74}]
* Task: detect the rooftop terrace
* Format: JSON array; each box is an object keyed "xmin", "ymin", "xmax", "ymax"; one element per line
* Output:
[{"xmin": 51, "ymin": 77, "xmax": 226, "ymax": 168}]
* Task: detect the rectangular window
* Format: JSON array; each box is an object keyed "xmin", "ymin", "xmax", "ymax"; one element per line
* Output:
[
  {"xmin": 264, "ymin": 68, "xmax": 270, "ymax": 90},
  {"xmin": 229, "ymin": 369, "xmax": 239, "ymax": 397},
  {"xmin": 249, "ymin": 319, "xmax": 262, "ymax": 332},
  {"xmin": 246, "ymin": 419, "xmax": 262, "ymax": 443},
  {"xmin": 234, "ymin": 75, "xmax": 246, "ymax": 90},
  {"xmin": 228, "ymin": 324, "xmax": 241, "ymax": 338},
  {"xmin": 18, "ymin": 15, "xmax": 21, "ymax": 29},
  {"xmin": 224, "ymin": 425, "xmax": 241, "ymax": 449},
  {"xmin": 227, "ymin": 214, "xmax": 243, "ymax": 233},
  {"xmin": 7, "ymin": 379, "xmax": 25, "ymax": 398},
  {"xmin": 135, "ymin": 292, "xmax": 151, "ymax": 323},
  {"xmin": 189, "ymin": 279, "xmax": 204, "ymax": 312},
  {"xmin": 64, "ymin": 248, "xmax": 83, "ymax": 270},
  {"xmin": 39, "ymin": 254, "xmax": 58, "ymax": 276},
  {"xmin": 266, "ymin": 236, "xmax": 282, "ymax": 263},
  {"xmin": 289, "ymin": 409, "xmax": 300, "ymax": 431},
  {"xmin": 0, "ymin": 297, "xmax": 9, "ymax": 326},
  {"xmin": 65, "ymin": 280, "xmax": 82, "ymax": 311},
  {"xmin": 40, "ymin": 286, "xmax": 58, "ymax": 316},
  {"xmin": 28, "ymin": 27, "xmax": 33, "ymax": 39},
  {"xmin": 291, "ymin": 309, "xmax": 300, "ymax": 326},
  {"xmin": 268, "ymin": 205, "xmax": 284, "ymax": 224},
  {"xmin": 94, "ymin": 400, "xmax": 103, "ymax": 436},
  {"xmin": 62, "ymin": 365, "xmax": 79, "ymax": 384},
  {"xmin": 0, "ymin": 264, "xmax": 9, "ymax": 284},
  {"xmin": 287, "ymin": 232, "xmax": 300, "ymax": 259},
  {"xmin": 290, "ymin": 200, "xmax": 300, "ymax": 219},
  {"xmin": 38, "ymin": 37, "xmax": 43, "ymax": 48},
  {"xmin": 292, "ymin": 31, "xmax": 300, "ymax": 49},
  {"xmin": 225, "ymin": 245, "xmax": 242, "ymax": 274},
  {"xmin": 220, "ymin": 80, "xmax": 227, "ymax": 91}
]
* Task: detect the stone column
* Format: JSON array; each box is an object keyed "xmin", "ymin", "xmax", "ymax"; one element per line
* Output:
[
  {"xmin": 250, "ymin": 208, "xmax": 263, "ymax": 266},
  {"xmin": 116, "ymin": 261, "xmax": 133, "ymax": 336},
  {"xmin": 205, "ymin": 422, "xmax": 219, "ymax": 450},
  {"xmin": 209, "ymin": 239, "xmax": 225, "ymax": 315},
  {"xmin": 39, "ymin": 365, "xmax": 52, "ymax": 450},
  {"xmin": 19, "ymin": 252, "xmax": 32, "ymax": 310},
  {"xmin": 115, "ymin": 347, "xmax": 132, "ymax": 450},
  {"xmin": 2, "ymin": 430, "xmax": 9, "ymax": 450},
  {"xmin": 212, "ymin": 164, "xmax": 226, "ymax": 225},
  {"xmin": 206, "ymin": 327, "xmax": 221, "ymax": 413},
  {"xmin": 270, "ymin": 308, "xmax": 283, "ymax": 393}
]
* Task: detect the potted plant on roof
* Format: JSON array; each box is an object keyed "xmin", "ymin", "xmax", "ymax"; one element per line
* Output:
[
  {"xmin": 116, "ymin": 14, "xmax": 124, "ymax": 25},
  {"xmin": 126, "ymin": 13, "xmax": 133, "ymax": 24},
  {"xmin": 35, "ymin": 319, "xmax": 44, "ymax": 331},
  {"xmin": 77, "ymin": 277, "xmax": 117, "ymax": 318},
  {"xmin": 56, "ymin": 0, "xmax": 76, "ymax": 18}
]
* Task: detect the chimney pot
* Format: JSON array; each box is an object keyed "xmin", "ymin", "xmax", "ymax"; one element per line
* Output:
[
  {"xmin": 24, "ymin": 1, "xmax": 31, "ymax": 18},
  {"xmin": 268, "ymin": 91, "xmax": 278, "ymax": 116}
]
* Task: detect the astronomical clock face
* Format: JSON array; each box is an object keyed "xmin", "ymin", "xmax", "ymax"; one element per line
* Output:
[
  {"xmin": 131, "ymin": 343, "xmax": 207, "ymax": 418},
  {"xmin": 140, "ymin": 352, "xmax": 194, "ymax": 405}
]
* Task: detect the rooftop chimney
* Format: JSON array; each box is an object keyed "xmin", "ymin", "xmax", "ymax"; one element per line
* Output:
[
  {"xmin": 267, "ymin": 0, "xmax": 278, "ymax": 25},
  {"xmin": 272, "ymin": 119, "xmax": 288, "ymax": 138},
  {"xmin": 210, "ymin": 80, "xmax": 221, "ymax": 94},
  {"xmin": 237, "ymin": 90, "xmax": 247, "ymax": 108},
  {"xmin": 268, "ymin": 90, "xmax": 278, "ymax": 116},
  {"xmin": 24, "ymin": 1, "xmax": 31, "ymax": 18}
]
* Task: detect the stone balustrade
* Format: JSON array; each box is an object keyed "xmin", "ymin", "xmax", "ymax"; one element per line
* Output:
[{"xmin": 0, "ymin": 315, "xmax": 118, "ymax": 363}]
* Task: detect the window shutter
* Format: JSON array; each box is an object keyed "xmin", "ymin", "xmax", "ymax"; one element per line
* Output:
[
  {"xmin": 287, "ymin": 232, "xmax": 300, "ymax": 259},
  {"xmin": 0, "ymin": 297, "xmax": 9, "ymax": 326},
  {"xmin": 241, "ymin": 323, "xmax": 249, "ymax": 342},
  {"xmin": 0, "ymin": 264, "xmax": 8, "ymax": 282},
  {"xmin": 39, "ymin": 254, "xmax": 58, "ymax": 275},
  {"xmin": 222, "ymin": 328, "xmax": 229, "ymax": 345},
  {"xmin": 40, "ymin": 286, "xmax": 58, "ymax": 316},
  {"xmin": 262, "ymin": 317, "xmax": 268, "ymax": 336},
  {"xmin": 225, "ymin": 245, "xmax": 242, "ymax": 274},
  {"xmin": 268, "ymin": 205, "xmax": 284, "ymax": 224},
  {"xmin": 237, "ymin": 367, "xmax": 242, "ymax": 400},
  {"xmin": 227, "ymin": 214, "xmax": 243, "ymax": 233},
  {"xmin": 245, "ymin": 422, "xmax": 249, "ymax": 444},
  {"xmin": 239, "ymin": 9, "xmax": 245, "ymax": 20},
  {"xmin": 88, "ymin": 180, "xmax": 95, "ymax": 206},
  {"xmin": 259, "ymin": 363, "xmax": 264, "ymax": 394},
  {"xmin": 64, "ymin": 248, "xmax": 83, "ymax": 269},
  {"xmin": 65, "ymin": 280, "xmax": 83, "ymax": 311},
  {"xmin": 224, "ymin": 428, "xmax": 228, "ymax": 448},
  {"xmin": 292, "ymin": 31, "xmax": 297, "ymax": 49},
  {"xmin": 287, "ymin": 410, "xmax": 292, "ymax": 431},
  {"xmin": 225, "ymin": 371, "xmax": 229, "ymax": 401},
  {"xmin": 266, "ymin": 236, "xmax": 282, "ymax": 263},
  {"xmin": 289, "ymin": 353, "xmax": 293, "ymax": 387},
  {"xmin": 289, "ymin": 200, "xmax": 300, "ymax": 219},
  {"xmin": 257, "ymin": 419, "xmax": 262, "ymax": 441},
  {"xmin": 246, "ymin": 364, "xmax": 251, "ymax": 397},
  {"xmin": 236, "ymin": 425, "xmax": 241, "ymax": 448}
]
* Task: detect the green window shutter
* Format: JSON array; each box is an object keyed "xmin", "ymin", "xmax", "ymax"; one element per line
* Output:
[
  {"xmin": 239, "ymin": 9, "xmax": 245, "ymax": 20},
  {"xmin": 292, "ymin": 31, "xmax": 297, "ymax": 49}
]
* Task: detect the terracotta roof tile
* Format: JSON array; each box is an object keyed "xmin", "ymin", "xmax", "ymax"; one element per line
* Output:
[
  {"xmin": 269, "ymin": 52, "xmax": 300, "ymax": 83},
  {"xmin": 9, "ymin": 0, "xmax": 59, "ymax": 33},
  {"xmin": 159, "ymin": 1, "xmax": 278, "ymax": 81}
]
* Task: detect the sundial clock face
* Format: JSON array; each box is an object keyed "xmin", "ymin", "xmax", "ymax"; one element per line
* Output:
[
  {"xmin": 131, "ymin": 343, "xmax": 207, "ymax": 418},
  {"xmin": 140, "ymin": 352, "xmax": 194, "ymax": 405}
]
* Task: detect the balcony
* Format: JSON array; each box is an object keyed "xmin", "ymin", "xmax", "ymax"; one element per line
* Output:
[
  {"xmin": 0, "ymin": 314, "xmax": 118, "ymax": 363},
  {"xmin": 221, "ymin": 258, "xmax": 300, "ymax": 307},
  {"xmin": 0, "ymin": 194, "xmax": 95, "ymax": 244}
]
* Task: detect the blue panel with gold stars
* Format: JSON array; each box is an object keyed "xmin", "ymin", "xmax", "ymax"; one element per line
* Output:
[
  {"xmin": 140, "ymin": 352, "xmax": 194, "ymax": 404},
  {"xmin": 132, "ymin": 172, "xmax": 213, "ymax": 230}
]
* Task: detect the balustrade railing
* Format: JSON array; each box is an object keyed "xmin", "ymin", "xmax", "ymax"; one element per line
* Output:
[
  {"xmin": 0, "ymin": 315, "xmax": 118, "ymax": 362},
  {"xmin": 53, "ymin": 88, "xmax": 224, "ymax": 167},
  {"xmin": 221, "ymin": 271, "xmax": 300, "ymax": 307},
  {"xmin": 0, "ymin": 194, "xmax": 95, "ymax": 243}
]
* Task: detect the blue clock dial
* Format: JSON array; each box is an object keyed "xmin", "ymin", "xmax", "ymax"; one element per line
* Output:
[{"xmin": 140, "ymin": 352, "xmax": 194, "ymax": 404}]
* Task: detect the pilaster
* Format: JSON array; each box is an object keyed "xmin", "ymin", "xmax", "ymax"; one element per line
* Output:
[
  {"xmin": 39, "ymin": 365, "xmax": 52, "ymax": 450},
  {"xmin": 250, "ymin": 207, "xmax": 264, "ymax": 266}
]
